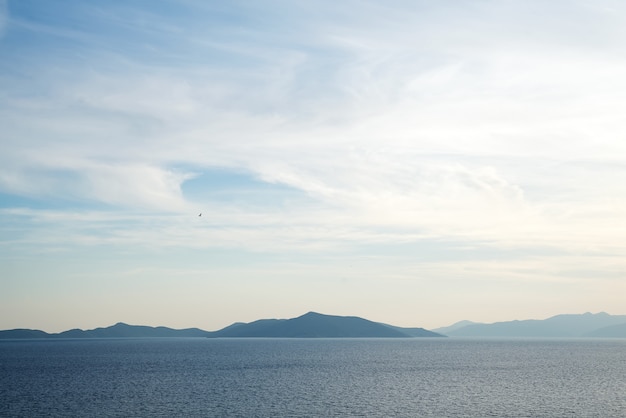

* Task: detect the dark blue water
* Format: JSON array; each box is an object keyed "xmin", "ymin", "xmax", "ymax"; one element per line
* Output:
[{"xmin": 1, "ymin": 338, "xmax": 625, "ymax": 417}]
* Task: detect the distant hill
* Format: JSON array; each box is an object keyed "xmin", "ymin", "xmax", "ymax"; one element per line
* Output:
[
  {"xmin": 443, "ymin": 312, "xmax": 626, "ymax": 338},
  {"xmin": 433, "ymin": 320, "xmax": 481, "ymax": 335},
  {"xmin": 58, "ymin": 323, "xmax": 211, "ymax": 338},
  {"xmin": 6, "ymin": 312, "xmax": 623, "ymax": 339},
  {"xmin": 0, "ymin": 323, "xmax": 211, "ymax": 339},
  {"xmin": 211, "ymin": 312, "xmax": 444, "ymax": 338},
  {"xmin": 379, "ymin": 324, "xmax": 445, "ymax": 338},
  {"xmin": 0, "ymin": 313, "xmax": 444, "ymax": 339},
  {"xmin": 0, "ymin": 329, "xmax": 50, "ymax": 339},
  {"xmin": 584, "ymin": 323, "xmax": 626, "ymax": 338}
]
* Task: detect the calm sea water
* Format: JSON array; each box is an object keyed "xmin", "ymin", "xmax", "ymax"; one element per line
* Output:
[{"xmin": 1, "ymin": 338, "xmax": 624, "ymax": 417}]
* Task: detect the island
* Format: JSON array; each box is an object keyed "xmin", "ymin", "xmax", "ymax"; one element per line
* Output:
[{"xmin": 0, "ymin": 312, "xmax": 444, "ymax": 339}]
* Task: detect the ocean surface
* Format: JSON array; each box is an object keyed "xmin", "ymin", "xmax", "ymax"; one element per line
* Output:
[{"xmin": 1, "ymin": 338, "xmax": 625, "ymax": 417}]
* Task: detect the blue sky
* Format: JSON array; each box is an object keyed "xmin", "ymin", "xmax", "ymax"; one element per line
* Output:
[{"xmin": 2, "ymin": 0, "xmax": 626, "ymax": 332}]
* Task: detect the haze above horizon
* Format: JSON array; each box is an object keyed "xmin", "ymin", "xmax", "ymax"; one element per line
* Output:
[{"xmin": 2, "ymin": 0, "xmax": 625, "ymax": 333}]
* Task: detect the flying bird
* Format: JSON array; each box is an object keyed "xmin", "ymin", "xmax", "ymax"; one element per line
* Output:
[{"xmin": 198, "ymin": 213, "xmax": 202, "ymax": 217}]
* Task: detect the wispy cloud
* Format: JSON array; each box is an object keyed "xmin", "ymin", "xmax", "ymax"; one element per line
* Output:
[{"xmin": 4, "ymin": 1, "xmax": 626, "ymax": 235}]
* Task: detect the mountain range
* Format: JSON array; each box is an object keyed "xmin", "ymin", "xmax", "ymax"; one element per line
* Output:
[
  {"xmin": 433, "ymin": 312, "xmax": 626, "ymax": 338},
  {"xmin": 2, "ymin": 311, "xmax": 625, "ymax": 339},
  {"xmin": 210, "ymin": 312, "xmax": 442, "ymax": 338},
  {"xmin": 0, "ymin": 323, "xmax": 210, "ymax": 339},
  {"xmin": 0, "ymin": 312, "xmax": 442, "ymax": 339}
]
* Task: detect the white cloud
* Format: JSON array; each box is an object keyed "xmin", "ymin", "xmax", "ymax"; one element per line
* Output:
[{"xmin": 3, "ymin": 0, "xmax": 626, "ymax": 258}]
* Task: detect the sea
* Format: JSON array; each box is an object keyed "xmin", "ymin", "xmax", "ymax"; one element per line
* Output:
[{"xmin": 1, "ymin": 338, "xmax": 625, "ymax": 417}]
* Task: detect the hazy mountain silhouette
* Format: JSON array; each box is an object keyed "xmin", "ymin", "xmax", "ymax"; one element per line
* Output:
[
  {"xmin": 211, "ymin": 312, "xmax": 443, "ymax": 338},
  {"xmin": 583, "ymin": 322, "xmax": 626, "ymax": 338},
  {"xmin": 0, "ymin": 313, "xmax": 443, "ymax": 339},
  {"xmin": 379, "ymin": 324, "xmax": 445, "ymax": 338},
  {"xmin": 433, "ymin": 320, "xmax": 481, "ymax": 335},
  {"xmin": 442, "ymin": 312, "xmax": 626, "ymax": 337},
  {"xmin": 58, "ymin": 323, "xmax": 211, "ymax": 338},
  {"xmin": 0, "ymin": 329, "xmax": 49, "ymax": 339},
  {"xmin": 4, "ymin": 312, "xmax": 623, "ymax": 339},
  {"xmin": 0, "ymin": 323, "xmax": 211, "ymax": 339}
]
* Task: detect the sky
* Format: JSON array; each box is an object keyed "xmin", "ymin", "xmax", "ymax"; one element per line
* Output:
[{"xmin": 1, "ymin": 0, "xmax": 626, "ymax": 333}]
